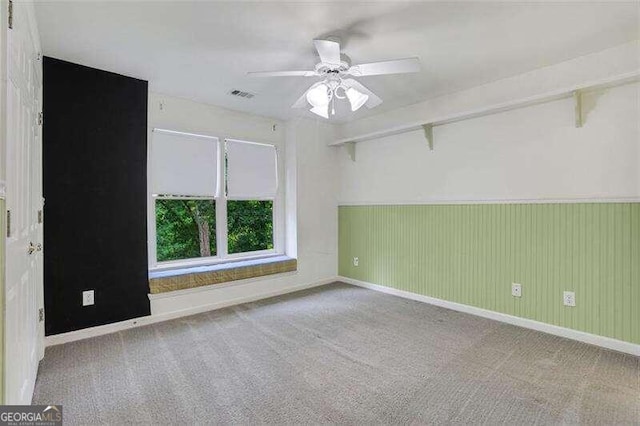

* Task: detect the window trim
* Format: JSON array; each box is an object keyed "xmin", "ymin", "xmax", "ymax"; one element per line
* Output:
[{"xmin": 147, "ymin": 128, "xmax": 284, "ymax": 271}]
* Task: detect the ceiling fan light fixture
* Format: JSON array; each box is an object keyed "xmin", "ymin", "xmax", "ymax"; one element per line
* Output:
[
  {"xmin": 346, "ymin": 87, "xmax": 369, "ymax": 111},
  {"xmin": 306, "ymin": 83, "xmax": 330, "ymax": 107},
  {"xmin": 251, "ymin": 38, "xmax": 420, "ymax": 118},
  {"xmin": 310, "ymin": 105, "xmax": 329, "ymax": 119}
]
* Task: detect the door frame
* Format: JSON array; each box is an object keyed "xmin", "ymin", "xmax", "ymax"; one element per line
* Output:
[
  {"xmin": 0, "ymin": 0, "xmax": 9, "ymax": 405},
  {"xmin": 1, "ymin": 0, "xmax": 44, "ymax": 405}
]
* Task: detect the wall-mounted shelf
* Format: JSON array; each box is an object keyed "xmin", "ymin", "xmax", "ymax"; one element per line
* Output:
[{"xmin": 330, "ymin": 71, "xmax": 640, "ymax": 149}]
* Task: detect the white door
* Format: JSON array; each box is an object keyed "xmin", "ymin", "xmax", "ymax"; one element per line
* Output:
[{"xmin": 4, "ymin": 0, "xmax": 43, "ymax": 405}]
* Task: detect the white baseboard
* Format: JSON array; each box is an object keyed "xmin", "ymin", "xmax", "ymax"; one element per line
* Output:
[
  {"xmin": 46, "ymin": 276, "xmax": 639, "ymax": 356},
  {"xmin": 45, "ymin": 277, "xmax": 337, "ymax": 347},
  {"xmin": 339, "ymin": 276, "xmax": 640, "ymax": 357}
]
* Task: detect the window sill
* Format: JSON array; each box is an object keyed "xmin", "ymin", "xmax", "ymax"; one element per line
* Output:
[
  {"xmin": 151, "ymin": 251, "xmax": 277, "ymax": 272},
  {"xmin": 148, "ymin": 255, "xmax": 297, "ymax": 295}
]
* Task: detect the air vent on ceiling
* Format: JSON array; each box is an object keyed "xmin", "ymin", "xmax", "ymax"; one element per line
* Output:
[{"xmin": 229, "ymin": 89, "xmax": 255, "ymax": 99}]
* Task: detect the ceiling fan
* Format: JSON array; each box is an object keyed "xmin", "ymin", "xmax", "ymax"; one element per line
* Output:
[{"xmin": 247, "ymin": 39, "xmax": 421, "ymax": 119}]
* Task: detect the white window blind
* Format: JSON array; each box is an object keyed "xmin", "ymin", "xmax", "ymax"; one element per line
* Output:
[
  {"xmin": 151, "ymin": 129, "xmax": 219, "ymax": 196},
  {"xmin": 226, "ymin": 139, "xmax": 277, "ymax": 199}
]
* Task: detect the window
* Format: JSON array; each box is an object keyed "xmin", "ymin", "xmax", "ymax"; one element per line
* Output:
[
  {"xmin": 225, "ymin": 139, "xmax": 277, "ymax": 257},
  {"xmin": 227, "ymin": 200, "xmax": 273, "ymax": 254},
  {"xmin": 150, "ymin": 130, "xmax": 279, "ymax": 267},
  {"xmin": 156, "ymin": 199, "xmax": 216, "ymax": 262}
]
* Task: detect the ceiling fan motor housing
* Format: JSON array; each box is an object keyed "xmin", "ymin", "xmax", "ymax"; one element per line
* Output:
[{"xmin": 314, "ymin": 61, "xmax": 351, "ymax": 76}]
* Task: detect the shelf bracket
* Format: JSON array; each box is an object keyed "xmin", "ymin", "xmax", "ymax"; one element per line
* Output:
[
  {"xmin": 346, "ymin": 142, "xmax": 356, "ymax": 162},
  {"xmin": 422, "ymin": 124, "xmax": 434, "ymax": 150},
  {"xmin": 573, "ymin": 90, "xmax": 583, "ymax": 128}
]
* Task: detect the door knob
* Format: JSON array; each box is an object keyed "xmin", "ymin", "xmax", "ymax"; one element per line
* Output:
[{"xmin": 36, "ymin": 243, "xmax": 42, "ymax": 252}]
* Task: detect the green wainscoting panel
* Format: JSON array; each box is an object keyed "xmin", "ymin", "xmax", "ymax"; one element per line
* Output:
[{"xmin": 339, "ymin": 203, "xmax": 640, "ymax": 345}]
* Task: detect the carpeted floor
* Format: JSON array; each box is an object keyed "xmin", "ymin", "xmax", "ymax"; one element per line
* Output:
[{"xmin": 33, "ymin": 282, "xmax": 639, "ymax": 425}]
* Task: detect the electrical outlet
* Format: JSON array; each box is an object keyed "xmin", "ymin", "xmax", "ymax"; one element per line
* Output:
[
  {"xmin": 563, "ymin": 291, "xmax": 575, "ymax": 307},
  {"xmin": 511, "ymin": 283, "xmax": 522, "ymax": 297},
  {"xmin": 82, "ymin": 290, "xmax": 95, "ymax": 306},
  {"xmin": 353, "ymin": 257, "xmax": 359, "ymax": 267}
]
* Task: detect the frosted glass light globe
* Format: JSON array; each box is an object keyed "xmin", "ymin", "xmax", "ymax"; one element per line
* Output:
[
  {"xmin": 306, "ymin": 83, "xmax": 330, "ymax": 107},
  {"xmin": 346, "ymin": 87, "xmax": 368, "ymax": 111}
]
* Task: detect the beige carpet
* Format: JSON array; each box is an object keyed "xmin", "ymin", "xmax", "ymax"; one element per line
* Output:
[{"xmin": 33, "ymin": 282, "xmax": 639, "ymax": 425}]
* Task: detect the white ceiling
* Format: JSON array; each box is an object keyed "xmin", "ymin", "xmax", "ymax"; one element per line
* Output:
[{"xmin": 35, "ymin": 1, "xmax": 639, "ymax": 123}]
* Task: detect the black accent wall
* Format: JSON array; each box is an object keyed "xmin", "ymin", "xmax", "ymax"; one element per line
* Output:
[{"xmin": 43, "ymin": 57, "xmax": 150, "ymax": 335}]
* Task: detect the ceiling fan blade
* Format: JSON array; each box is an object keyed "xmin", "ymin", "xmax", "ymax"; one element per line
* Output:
[
  {"xmin": 314, "ymin": 39, "xmax": 341, "ymax": 65},
  {"xmin": 291, "ymin": 82, "xmax": 322, "ymax": 108},
  {"xmin": 341, "ymin": 79, "xmax": 382, "ymax": 109},
  {"xmin": 292, "ymin": 92, "xmax": 309, "ymax": 109},
  {"xmin": 247, "ymin": 70, "xmax": 317, "ymax": 77},
  {"xmin": 347, "ymin": 57, "xmax": 420, "ymax": 76}
]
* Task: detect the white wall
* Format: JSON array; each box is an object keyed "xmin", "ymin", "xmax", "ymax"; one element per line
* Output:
[
  {"xmin": 148, "ymin": 92, "xmax": 285, "ymax": 145},
  {"xmin": 288, "ymin": 118, "xmax": 339, "ymax": 279},
  {"xmin": 338, "ymin": 82, "xmax": 640, "ymax": 204},
  {"xmin": 148, "ymin": 94, "xmax": 339, "ymax": 315},
  {"xmin": 336, "ymin": 40, "xmax": 640, "ymax": 143}
]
